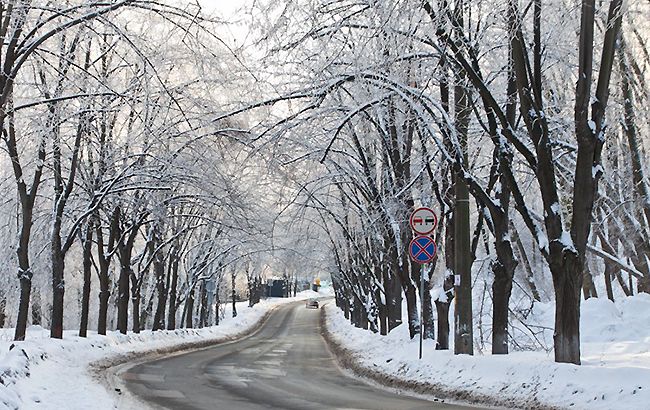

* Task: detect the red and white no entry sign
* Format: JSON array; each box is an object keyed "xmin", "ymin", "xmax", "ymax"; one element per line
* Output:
[{"xmin": 409, "ymin": 207, "xmax": 437, "ymax": 235}]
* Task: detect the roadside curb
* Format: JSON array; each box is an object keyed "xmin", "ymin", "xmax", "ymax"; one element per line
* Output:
[{"xmin": 319, "ymin": 305, "xmax": 560, "ymax": 410}]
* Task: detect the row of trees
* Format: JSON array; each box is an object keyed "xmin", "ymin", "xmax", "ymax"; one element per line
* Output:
[
  {"xmin": 247, "ymin": 0, "xmax": 649, "ymax": 365},
  {"xmin": 2, "ymin": 0, "xmax": 648, "ymax": 370},
  {"xmin": 0, "ymin": 1, "xmax": 318, "ymax": 341}
]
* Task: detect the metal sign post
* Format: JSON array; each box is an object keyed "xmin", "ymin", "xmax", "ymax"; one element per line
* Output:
[
  {"xmin": 419, "ymin": 263, "xmax": 425, "ymax": 360},
  {"xmin": 408, "ymin": 207, "xmax": 438, "ymax": 361}
]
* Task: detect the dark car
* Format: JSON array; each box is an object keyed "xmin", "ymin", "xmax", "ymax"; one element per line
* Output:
[{"xmin": 305, "ymin": 299, "xmax": 319, "ymax": 309}]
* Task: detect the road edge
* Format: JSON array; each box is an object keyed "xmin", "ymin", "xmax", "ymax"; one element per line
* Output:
[{"xmin": 319, "ymin": 305, "xmax": 560, "ymax": 410}]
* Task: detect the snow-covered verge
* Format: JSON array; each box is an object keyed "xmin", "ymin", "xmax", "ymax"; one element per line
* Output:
[
  {"xmin": 323, "ymin": 293, "xmax": 650, "ymax": 410},
  {"xmin": 0, "ymin": 291, "xmax": 322, "ymax": 410}
]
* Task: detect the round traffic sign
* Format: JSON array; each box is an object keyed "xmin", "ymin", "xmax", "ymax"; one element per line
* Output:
[
  {"xmin": 409, "ymin": 207, "xmax": 437, "ymax": 235},
  {"xmin": 409, "ymin": 235, "xmax": 437, "ymax": 264}
]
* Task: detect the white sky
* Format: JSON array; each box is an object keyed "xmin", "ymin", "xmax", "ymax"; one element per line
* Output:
[{"xmin": 197, "ymin": 0, "xmax": 252, "ymax": 47}]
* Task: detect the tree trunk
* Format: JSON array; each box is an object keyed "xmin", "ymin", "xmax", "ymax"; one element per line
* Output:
[
  {"xmin": 403, "ymin": 277, "xmax": 419, "ymax": 339},
  {"xmin": 98, "ymin": 273, "xmax": 110, "ymax": 335},
  {"xmin": 231, "ymin": 271, "xmax": 237, "ymax": 318},
  {"xmin": 422, "ymin": 278, "xmax": 435, "ymax": 340},
  {"xmin": 79, "ymin": 225, "xmax": 93, "ymax": 337},
  {"xmin": 31, "ymin": 291, "xmax": 42, "ymax": 326},
  {"xmin": 342, "ymin": 292, "xmax": 350, "ymax": 320},
  {"xmin": 185, "ymin": 287, "xmax": 195, "ymax": 328},
  {"xmin": 386, "ymin": 246, "xmax": 402, "ymax": 331},
  {"xmin": 50, "ymin": 236, "xmax": 65, "ymax": 339},
  {"xmin": 352, "ymin": 295, "xmax": 368, "ymax": 330},
  {"xmin": 435, "ymin": 299, "xmax": 450, "ymax": 350},
  {"xmin": 618, "ymin": 36, "xmax": 650, "ymax": 294},
  {"xmin": 152, "ymin": 248, "xmax": 167, "ymax": 331},
  {"xmin": 435, "ymin": 211, "xmax": 455, "ymax": 350},
  {"xmin": 604, "ymin": 258, "xmax": 615, "ymax": 302},
  {"xmin": 0, "ymin": 296, "xmax": 5, "ymax": 328},
  {"xmin": 139, "ymin": 289, "xmax": 155, "ymax": 331},
  {"xmin": 15, "ymin": 275, "xmax": 32, "ymax": 341},
  {"xmin": 14, "ymin": 199, "xmax": 36, "ymax": 341},
  {"xmin": 117, "ymin": 250, "xmax": 130, "ymax": 334},
  {"xmin": 490, "ymin": 185, "xmax": 517, "ymax": 355},
  {"xmin": 550, "ymin": 249, "xmax": 582, "ymax": 364},
  {"xmin": 0, "ymin": 297, "xmax": 6, "ymax": 328},
  {"xmin": 598, "ymin": 231, "xmax": 631, "ymax": 297},
  {"xmin": 97, "ymin": 209, "xmax": 117, "ymax": 336},
  {"xmin": 167, "ymin": 257, "xmax": 180, "ymax": 330},
  {"xmin": 491, "ymin": 258, "xmax": 514, "ymax": 354},
  {"xmin": 131, "ymin": 280, "xmax": 141, "ymax": 333},
  {"xmin": 582, "ymin": 264, "xmax": 598, "ymax": 300},
  {"xmin": 373, "ymin": 263, "xmax": 387, "ymax": 335},
  {"xmin": 511, "ymin": 222, "xmax": 541, "ymax": 301},
  {"xmin": 215, "ymin": 287, "xmax": 221, "ymax": 326},
  {"xmin": 199, "ymin": 282, "xmax": 208, "ymax": 328}
]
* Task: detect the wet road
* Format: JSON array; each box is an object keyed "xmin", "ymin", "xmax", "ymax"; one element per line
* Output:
[{"xmin": 123, "ymin": 301, "xmax": 480, "ymax": 410}]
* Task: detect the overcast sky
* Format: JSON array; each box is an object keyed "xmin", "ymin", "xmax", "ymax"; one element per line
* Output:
[{"xmin": 197, "ymin": 0, "xmax": 252, "ymax": 48}]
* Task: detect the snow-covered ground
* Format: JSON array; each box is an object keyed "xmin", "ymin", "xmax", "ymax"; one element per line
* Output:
[
  {"xmin": 325, "ymin": 293, "xmax": 650, "ymax": 410},
  {"xmin": 0, "ymin": 291, "xmax": 322, "ymax": 410}
]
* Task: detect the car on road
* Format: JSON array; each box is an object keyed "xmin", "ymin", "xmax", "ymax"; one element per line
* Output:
[{"xmin": 305, "ymin": 299, "xmax": 319, "ymax": 309}]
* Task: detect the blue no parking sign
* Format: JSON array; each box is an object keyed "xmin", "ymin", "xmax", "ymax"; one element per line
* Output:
[{"xmin": 409, "ymin": 235, "xmax": 437, "ymax": 264}]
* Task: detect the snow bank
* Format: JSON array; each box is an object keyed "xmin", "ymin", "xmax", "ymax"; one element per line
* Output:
[
  {"xmin": 325, "ymin": 293, "xmax": 650, "ymax": 410},
  {"xmin": 0, "ymin": 291, "xmax": 322, "ymax": 410}
]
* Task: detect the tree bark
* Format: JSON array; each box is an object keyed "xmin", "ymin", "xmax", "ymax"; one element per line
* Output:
[
  {"xmin": 582, "ymin": 264, "xmax": 598, "ymax": 300},
  {"xmin": 386, "ymin": 242, "xmax": 402, "ymax": 332},
  {"xmin": 131, "ymin": 279, "xmax": 141, "ymax": 333},
  {"xmin": 491, "ymin": 259, "xmax": 514, "ymax": 354},
  {"xmin": 0, "ymin": 297, "xmax": 6, "ymax": 328},
  {"xmin": 604, "ymin": 257, "xmax": 615, "ymax": 302},
  {"xmin": 199, "ymin": 281, "xmax": 208, "ymax": 328},
  {"xmin": 117, "ymin": 246, "xmax": 131, "ymax": 334},
  {"xmin": 79, "ymin": 224, "xmax": 93, "ymax": 337},
  {"xmin": 435, "ymin": 299, "xmax": 451, "ymax": 350},
  {"xmin": 422, "ymin": 277, "xmax": 435, "ymax": 340},
  {"xmin": 50, "ymin": 233, "xmax": 65, "ymax": 339},
  {"xmin": 97, "ymin": 208, "xmax": 117, "ymax": 335},
  {"xmin": 231, "ymin": 269, "xmax": 237, "ymax": 318},
  {"xmin": 13, "ymin": 173, "xmax": 38, "ymax": 342},
  {"xmin": 31, "ymin": 292, "xmax": 42, "ymax": 326},
  {"xmin": 490, "ymin": 161, "xmax": 517, "ymax": 354},
  {"xmin": 403, "ymin": 271, "xmax": 419, "ymax": 339},
  {"xmin": 152, "ymin": 242, "xmax": 167, "ymax": 331},
  {"xmin": 618, "ymin": 35, "xmax": 650, "ymax": 293},
  {"xmin": 185, "ymin": 287, "xmax": 195, "ymax": 328},
  {"xmin": 167, "ymin": 256, "xmax": 180, "ymax": 330},
  {"xmin": 511, "ymin": 222, "xmax": 541, "ymax": 301},
  {"xmin": 550, "ymin": 250, "xmax": 582, "ymax": 364}
]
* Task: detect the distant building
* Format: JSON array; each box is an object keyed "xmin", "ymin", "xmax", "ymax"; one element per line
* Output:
[{"xmin": 266, "ymin": 278, "xmax": 288, "ymax": 297}]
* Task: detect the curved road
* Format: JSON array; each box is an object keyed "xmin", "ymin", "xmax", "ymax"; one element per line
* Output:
[{"xmin": 123, "ymin": 301, "xmax": 479, "ymax": 410}]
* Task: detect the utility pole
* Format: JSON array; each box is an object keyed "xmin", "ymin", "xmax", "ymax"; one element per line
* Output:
[
  {"xmin": 453, "ymin": 0, "xmax": 473, "ymax": 356},
  {"xmin": 453, "ymin": 166, "xmax": 473, "ymax": 355}
]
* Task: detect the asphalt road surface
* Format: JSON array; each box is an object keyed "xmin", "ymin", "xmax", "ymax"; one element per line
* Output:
[{"xmin": 123, "ymin": 301, "xmax": 481, "ymax": 410}]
